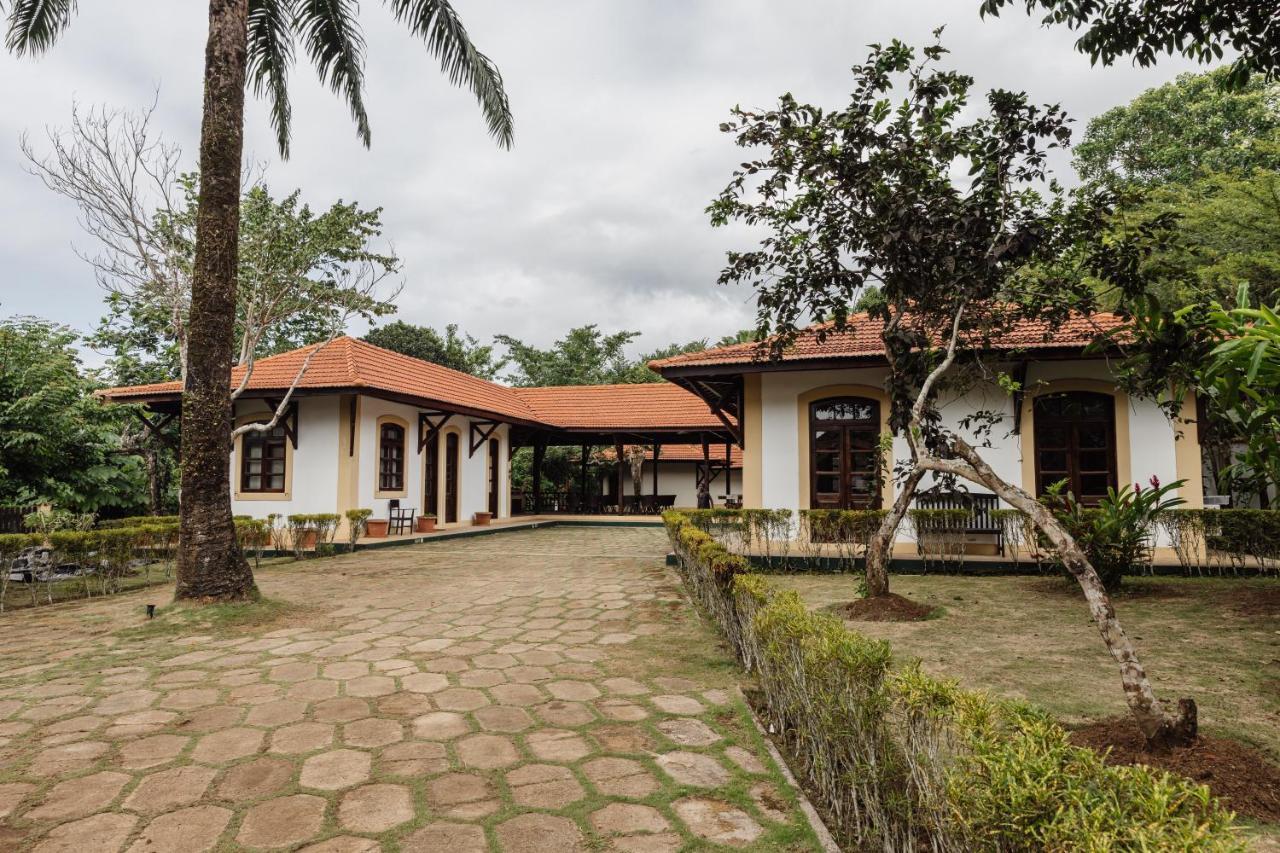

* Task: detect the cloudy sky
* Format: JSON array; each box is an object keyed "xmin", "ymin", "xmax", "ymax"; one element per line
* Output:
[{"xmin": 0, "ymin": 1, "xmax": 1204, "ymax": 368}]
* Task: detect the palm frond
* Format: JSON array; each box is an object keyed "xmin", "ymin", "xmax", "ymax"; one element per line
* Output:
[
  {"xmin": 385, "ymin": 0, "xmax": 513, "ymax": 149},
  {"xmin": 5, "ymin": 0, "xmax": 77, "ymax": 56},
  {"xmin": 247, "ymin": 0, "xmax": 296, "ymax": 158},
  {"xmin": 296, "ymin": 0, "xmax": 370, "ymax": 146}
]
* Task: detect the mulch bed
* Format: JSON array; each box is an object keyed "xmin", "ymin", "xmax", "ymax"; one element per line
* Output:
[
  {"xmin": 1228, "ymin": 585, "xmax": 1280, "ymax": 617},
  {"xmin": 827, "ymin": 592, "xmax": 936, "ymax": 622},
  {"xmin": 1069, "ymin": 718, "xmax": 1280, "ymax": 824}
]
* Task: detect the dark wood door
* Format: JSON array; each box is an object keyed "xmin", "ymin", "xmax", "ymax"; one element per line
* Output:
[
  {"xmin": 488, "ymin": 438, "xmax": 500, "ymax": 516},
  {"xmin": 445, "ymin": 432, "xmax": 459, "ymax": 524},
  {"xmin": 810, "ymin": 397, "xmax": 881, "ymax": 510},
  {"xmin": 424, "ymin": 433, "xmax": 439, "ymax": 517}
]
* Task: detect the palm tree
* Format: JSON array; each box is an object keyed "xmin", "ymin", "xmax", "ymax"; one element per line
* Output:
[{"xmin": 5, "ymin": 0, "xmax": 514, "ymax": 601}]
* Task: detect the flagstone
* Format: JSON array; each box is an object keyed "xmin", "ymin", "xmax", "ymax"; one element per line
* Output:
[{"xmin": 31, "ymin": 811, "xmax": 136, "ymax": 853}]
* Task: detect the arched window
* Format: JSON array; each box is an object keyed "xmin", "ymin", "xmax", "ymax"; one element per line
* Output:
[
  {"xmin": 379, "ymin": 422, "xmax": 406, "ymax": 492},
  {"xmin": 444, "ymin": 432, "xmax": 460, "ymax": 523},
  {"xmin": 241, "ymin": 425, "xmax": 287, "ymax": 492},
  {"xmin": 424, "ymin": 432, "xmax": 439, "ymax": 517},
  {"xmin": 810, "ymin": 396, "xmax": 881, "ymax": 510},
  {"xmin": 1033, "ymin": 391, "xmax": 1117, "ymax": 504},
  {"xmin": 487, "ymin": 437, "xmax": 501, "ymax": 516}
]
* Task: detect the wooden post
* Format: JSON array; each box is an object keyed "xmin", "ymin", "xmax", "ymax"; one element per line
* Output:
[
  {"xmin": 701, "ymin": 434, "xmax": 711, "ymax": 507},
  {"xmin": 652, "ymin": 442, "xmax": 660, "ymax": 500},
  {"xmin": 579, "ymin": 443, "xmax": 590, "ymax": 514},
  {"xmin": 614, "ymin": 439, "xmax": 625, "ymax": 515},
  {"xmin": 532, "ymin": 439, "xmax": 546, "ymax": 515},
  {"xmin": 725, "ymin": 441, "xmax": 732, "ymax": 500}
]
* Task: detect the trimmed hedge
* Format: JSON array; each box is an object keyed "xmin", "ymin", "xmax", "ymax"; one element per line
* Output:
[{"xmin": 663, "ymin": 509, "xmax": 1241, "ymax": 851}]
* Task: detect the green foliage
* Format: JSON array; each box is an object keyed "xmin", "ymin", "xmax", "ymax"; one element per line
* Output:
[
  {"xmin": 1072, "ymin": 68, "xmax": 1280, "ymax": 189},
  {"xmin": 97, "ymin": 515, "xmax": 180, "ymax": 529},
  {"xmin": 344, "ymin": 508, "xmax": 372, "ymax": 547},
  {"xmin": 283, "ymin": 513, "xmax": 342, "ymax": 558},
  {"xmin": 1202, "ymin": 509, "xmax": 1280, "ymax": 573},
  {"xmin": 1042, "ymin": 478, "xmax": 1185, "ymax": 588},
  {"xmin": 979, "ymin": 0, "xmax": 1276, "ymax": 90},
  {"xmin": 663, "ymin": 509, "xmax": 1241, "ymax": 851},
  {"xmin": 0, "ymin": 317, "xmax": 149, "ymax": 513},
  {"xmin": 363, "ymin": 321, "xmax": 501, "ymax": 379},
  {"xmin": 496, "ymin": 325, "xmax": 709, "ymax": 387},
  {"xmin": 92, "ymin": 180, "xmax": 400, "ymax": 381}
]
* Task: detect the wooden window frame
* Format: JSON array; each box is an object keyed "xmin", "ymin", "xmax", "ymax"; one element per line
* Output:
[
  {"xmin": 1032, "ymin": 391, "xmax": 1118, "ymax": 505},
  {"xmin": 376, "ymin": 419, "xmax": 408, "ymax": 497},
  {"xmin": 808, "ymin": 396, "xmax": 882, "ymax": 511},
  {"xmin": 239, "ymin": 424, "xmax": 288, "ymax": 494}
]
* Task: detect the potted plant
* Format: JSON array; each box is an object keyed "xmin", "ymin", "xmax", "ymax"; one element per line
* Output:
[
  {"xmin": 416, "ymin": 514, "xmax": 437, "ymax": 533},
  {"xmin": 364, "ymin": 517, "xmax": 389, "ymax": 538},
  {"xmin": 473, "ymin": 511, "xmax": 492, "ymax": 526},
  {"xmin": 345, "ymin": 508, "xmax": 373, "ymax": 548}
]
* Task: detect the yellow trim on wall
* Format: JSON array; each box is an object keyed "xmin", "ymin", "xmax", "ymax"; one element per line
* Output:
[
  {"xmin": 1018, "ymin": 379, "xmax": 1131, "ymax": 497},
  {"xmin": 373, "ymin": 414, "xmax": 410, "ymax": 499},
  {"xmin": 233, "ymin": 411, "xmax": 294, "ymax": 501},
  {"xmin": 1173, "ymin": 392, "xmax": 1205, "ymax": 509},
  {"xmin": 795, "ymin": 384, "xmax": 894, "ymax": 511},
  {"xmin": 742, "ymin": 374, "xmax": 763, "ymax": 508},
  {"xmin": 335, "ymin": 395, "xmax": 361, "ymax": 537}
]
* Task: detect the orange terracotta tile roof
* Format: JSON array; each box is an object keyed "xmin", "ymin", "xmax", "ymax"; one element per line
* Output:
[
  {"xmin": 603, "ymin": 443, "xmax": 743, "ymax": 466},
  {"xmin": 99, "ymin": 337, "xmax": 729, "ymax": 433},
  {"xmin": 650, "ymin": 311, "xmax": 1125, "ymax": 371},
  {"xmin": 513, "ymin": 384, "xmax": 731, "ymax": 432}
]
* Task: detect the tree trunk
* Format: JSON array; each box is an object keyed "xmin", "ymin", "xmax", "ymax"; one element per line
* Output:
[
  {"xmin": 175, "ymin": 0, "xmax": 255, "ymax": 602},
  {"xmin": 929, "ymin": 437, "xmax": 1196, "ymax": 747},
  {"xmin": 864, "ymin": 467, "xmax": 926, "ymax": 597}
]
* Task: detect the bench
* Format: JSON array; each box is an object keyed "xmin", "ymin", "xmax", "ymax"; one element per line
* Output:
[{"xmin": 913, "ymin": 490, "xmax": 1004, "ymax": 556}]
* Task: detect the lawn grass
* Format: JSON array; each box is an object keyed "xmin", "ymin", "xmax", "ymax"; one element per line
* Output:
[{"xmin": 770, "ymin": 572, "xmax": 1280, "ymax": 758}]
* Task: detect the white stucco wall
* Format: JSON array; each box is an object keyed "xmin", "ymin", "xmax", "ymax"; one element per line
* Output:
[
  {"xmin": 230, "ymin": 394, "xmax": 510, "ymax": 527},
  {"xmin": 755, "ymin": 360, "xmax": 1188, "ymax": 542},
  {"xmin": 230, "ymin": 397, "xmax": 341, "ymax": 520}
]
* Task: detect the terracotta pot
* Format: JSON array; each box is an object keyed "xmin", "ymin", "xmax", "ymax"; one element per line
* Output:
[
  {"xmin": 416, "ymin": 517, "xmax": 436, "ymax": 533},
  {"xmin": 364, "ymin": 519, "xmax": 389, "ymax": 538},
  {"xmin": 295, "ymin": 530, "xmax": 317, "ymax": 549},
  {"xmin": 473, "ymin": 512, "xmax": 492, "ymax": 526}
]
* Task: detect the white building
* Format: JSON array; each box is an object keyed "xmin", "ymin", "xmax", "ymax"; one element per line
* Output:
[{"xmin": 103, "ymin": 312, "xmax": 1209, "ymax": 547}]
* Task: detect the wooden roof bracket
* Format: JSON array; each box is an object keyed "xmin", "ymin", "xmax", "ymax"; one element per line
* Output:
[
  {"xmin": 469, "ymin": 420, "xmax": 500, "ymax": 457},
  {"xmin": 418, "ymin": 410, "xmax": 452, "ymax": 452},
  {"xmin": 1010, "ymin": 360, "xmax": 1030, "ymax": 435},
  {"xmin": 263, "ymin": 399, "xmax": 299, "ymax": 449}
]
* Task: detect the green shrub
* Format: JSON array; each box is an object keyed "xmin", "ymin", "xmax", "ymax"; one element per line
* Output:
[
  {"xmin": 233, "ymin": 519, "xmax": 270, "ymax": 567},
  {"xmin": 344, "ymin": 508, "xmax": 373, "ymax": 548},
  {"xmin": 0, "ymin": 533, "xmax": 37, "ymax": 611},
  {"xmin": 662, "ymin": 509, "xmax": 1240, "ymax": 851},
  {"xmin": 97, "ymin": 515, "xmax": 178, "ymax": 529}
]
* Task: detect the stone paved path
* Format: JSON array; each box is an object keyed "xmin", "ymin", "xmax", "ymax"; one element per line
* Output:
[{"xmin": 0, "ymin": 526, "xmax": 820, "ymax": 851}]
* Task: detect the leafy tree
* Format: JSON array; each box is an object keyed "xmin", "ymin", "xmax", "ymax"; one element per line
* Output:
[
  {"xmin": 363, "ymin": 320, "xmax": 501, "ymax": 378},
  {"xmin": 979, "ymin": 0, "xmax": 1280, "ymax": 88},
  {"xmin": 710, "ymin": 34, "xmax": 1195, "ymax": 746},
  {"xmin": 5, "ymin": 0, "xmax": 513, "ymax": 601},
  {"xmin": 497, "ymin": 326, "xmax": 641, "ymax": 387},
  {"xmin": 1073, "ymin": 68, "xmax": 1280, "ymax": 189},
  {"xmin": 0, "ymin": 317, "xmax": 148, "ymax": 514},
  {"xmin": 716, "ymin": 329, "xmax": 759, "ymax": 347}
]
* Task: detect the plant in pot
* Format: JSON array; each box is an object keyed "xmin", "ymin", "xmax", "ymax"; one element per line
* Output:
[
  {"xmin": 416, "ymin": 514, "xmax": 437, "ymax": 533},
  {"xmin": 285, "ymin": 514, "xmax": 316, "ymax": 559}
]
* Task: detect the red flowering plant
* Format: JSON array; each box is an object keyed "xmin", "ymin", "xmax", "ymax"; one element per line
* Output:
[{"xmin": 1042, "ymin": 476, "xmax": 1185, "ymax": 589}]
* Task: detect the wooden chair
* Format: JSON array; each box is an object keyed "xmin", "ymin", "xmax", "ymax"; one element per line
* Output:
[{"xmin": 388, "ymin": 499, "xmax": 416, "ymax": 535}]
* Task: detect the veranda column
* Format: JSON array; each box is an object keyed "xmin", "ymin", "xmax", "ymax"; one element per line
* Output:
[
  {"xmin": 652, "ymin": 442, "xmax": 660, "ymax": 499},
  {"xmin": 532, "ymin": 439, "xmax": 545, "ymax": 515},
  {"xmin": 614, "ymin": 438, "xmax": 625, "ymax": 515}
]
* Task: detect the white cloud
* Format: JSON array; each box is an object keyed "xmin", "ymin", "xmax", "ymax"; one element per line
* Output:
[{"xmin": 0, "ymin": 0, "xmax": 1209, "ymax": 368}]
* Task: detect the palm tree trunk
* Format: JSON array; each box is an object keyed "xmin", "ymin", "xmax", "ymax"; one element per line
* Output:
[{"xmin": 175, "ymin": 0, "xmax": 256, "ymax": 601}]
